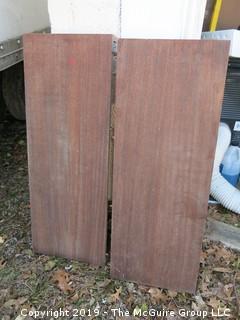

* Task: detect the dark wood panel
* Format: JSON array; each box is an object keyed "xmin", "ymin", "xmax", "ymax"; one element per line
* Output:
[
  {"xmin": 23, "ymin": 34, "xmax": 112, "ymax": 265},
  {"xmin": 111, "ymin": 40, "xmax": 229, "ymax": 292}
]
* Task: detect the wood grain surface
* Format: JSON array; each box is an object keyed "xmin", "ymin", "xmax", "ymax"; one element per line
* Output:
[
  {"xmin": 111, "ymin": 40, "xmax": 229, "ymax": 292},
  {"xmin": 23, "ymin": 34, "xmax": 112, "ymax": 265}
]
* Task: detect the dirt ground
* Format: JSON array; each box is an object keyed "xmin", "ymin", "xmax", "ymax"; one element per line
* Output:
[{"xmin": 0, "ymin": 114, "xmax": 240, "ymax": 320}]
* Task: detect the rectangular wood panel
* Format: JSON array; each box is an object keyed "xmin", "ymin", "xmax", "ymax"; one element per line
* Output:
[
  {"xmin": 111, "ymin": 40, "xmax": 229, "ymax": 292},
  {"xmin": 23, "ymin": 34, "xmax": 112, "ymax": 265}
]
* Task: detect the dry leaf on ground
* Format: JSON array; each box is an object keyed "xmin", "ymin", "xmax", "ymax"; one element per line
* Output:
[
  {"xmin": 15, "ymin": 315, "xmax": 26, "ymax": 320},
  {"xmin": 223, "ymin": 284, "xmax": 234, "ymax": 300},
  {"xmin": 109, "ymin": 287, "xmax": 122, "ymax": 303},
  {"xmin": 194, "ymin": 295, "xmax": 206, "ymax": 309},
  {"xmin": 3, "ymin": 297, "xmax": 28, "ymax": 309},
  {"xmin": 168, "ymin": 290, "xmax": 178, "ymax": 298},
  {"xmin": 0, "ymin": 236, "xmax": 5, "ymax": 244},
  {"xmin": 207, "ymin": 296, "xmax": 221, "ymax": 310},
  {"xmin": 148, "ymin": 288, "xmax": 168, "ymax": 303},
  {"xmin": 70, "ymin": 292, "xmax": 79, "ymax": 302},
  {"xmin": 52, "ymin": 269, "xmax": 73, "ymax": 294},
  {"xmin": 215, "ymin": 247, "xmax": 234, "ymax": 263}
]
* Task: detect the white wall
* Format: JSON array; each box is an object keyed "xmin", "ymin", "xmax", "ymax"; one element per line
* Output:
[
  {"xmin": 121, "ymin": 0, "xmax": 207, "ymax": 39},
  {"xmin": 48, "ymin": 0, "xmax": 120, "ymax": 37},
  {"xmin": 0, "ymin": 0, "xmax": 49, "ymax": 42},
  {"xmin": 49, "ymin": 0, "xmax": 207, "ymax": 39}
]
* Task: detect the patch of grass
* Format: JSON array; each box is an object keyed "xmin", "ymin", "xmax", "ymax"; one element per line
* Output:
[{"xmin": 0, "ymin": 265, "xmax": 20, "ymax": 285}]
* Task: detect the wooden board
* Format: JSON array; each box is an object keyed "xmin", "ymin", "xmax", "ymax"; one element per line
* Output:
[
  {"xmin": 111, "ymin": 39, "xmax": 229, "ymax": 292},
  {"xmin": 206, "ymin": 218, "xmax": 240, "ymax": 251},
  {"xmin": 23, "ymin": 34, "xmax": 112, "ymax": 265}
]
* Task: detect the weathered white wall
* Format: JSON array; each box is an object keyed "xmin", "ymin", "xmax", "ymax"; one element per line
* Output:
[
  {"xmin": 48, "ymin": 0, "xmax": 120, "ymax": 36},
  {"xmin": 48, "ymin": 0, "xmax": 207, "ymax": 39},
  {"xmin": 121, "ymin": 0, "xmax": 207, "ymax": 39},
  {"xmin": 0, "ymin": 0, "xmax": 49, "ymax": 42}
]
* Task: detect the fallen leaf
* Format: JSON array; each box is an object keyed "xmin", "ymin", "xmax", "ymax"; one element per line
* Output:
[
  {"xmin": 89, "ymin": 297, "xmax": 95, "ymax": 306},
  {"xmin": 138, "ymin": 285, "xmax": 148, "ymax": 291},
  {"xmin": 45, "ymin": 260, "xmax": 56, "ymax": 271},
  {"xmin": 70, "ymin": 292, "xmax": 79, "ymax": 302},
  {"xmin": 207, "ymin": 297, "xmax": 221, "ymax": 310},
  {"xmin": 194, "ymin": 294, "xmax": 206, "ymax": 309},
  {"xmin": 15, "ymin": 315, "xmax": 26, "ymax": 320},
  {"xmin": 110, "ymin": 287, "xmax": 122, "ymax": 303},
  {"xmin": 52, "ymin": 270, "xmax": 73, "ymax": 294},
  {"xmin": 201, "ymin": 282, "xmax": 209, "ymax": 295},
  {"xmin": 79, "ymin": 287, "xmax": 89, "ymax": 298},
  {"xmin": 0, "ymin": 236, "xmax": 5, "ymax": 244},
  {"xmin": 215, "ymin": 248, "xmax": 233, "ymax": 264},
  {"xmin": 223, "ymin": 284, "xmax": 234, "ymax": 299},
  {"xmin": 126, "ymin": 293, "xmax": 135, "ymax": 307},
  {"xmin": 3, "ymin": 297, "xmax": 28, "ymax": 309},
  {"xmin": 0, "ymin": 289, "xmax": 9, "ymax": 304},
  {"xmin": 168, "ymin": 290, "xmax": 178, "ymax": 298},
  {"xmin": 192, "ymin": 301, "xmax": 200, "ymax": 312},
  {"xmin": 200, "ymin": 251, "xmax": 208, "ymax": 263},
  {"xmin": 235, "ymin": 272, "xmax": 240, "ymax": 281},
  {"xmin": 201, "ymin": 270, "xmax": 212, "ymax": 284},
  {"xmin": 205, "ymin": 247, "xmax": 217, "ymax": 256},
  {"xmin": 148, "ymin": 288, "xmax": 168, "ymax": 303},
  {"xmin": 22, "ymin": 270, "xmax": 32, "ymax": 280}
]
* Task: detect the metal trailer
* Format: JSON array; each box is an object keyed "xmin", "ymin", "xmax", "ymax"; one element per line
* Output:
[{"xmin": 0, "ymin": 0, "xmax": 50, "ymax": 120}]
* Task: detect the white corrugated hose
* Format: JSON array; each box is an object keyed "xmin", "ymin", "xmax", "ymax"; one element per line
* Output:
[{"xmin": 210, "ymin": 122, "xmax": 240, "ymax": 214}]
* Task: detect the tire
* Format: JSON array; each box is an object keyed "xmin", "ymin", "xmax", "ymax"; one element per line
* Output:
[
  {"xmin": 0, "ymin": 73, "xmax": 7, "ymax": 121},
  {"xmin": 2, "ymin": 62, "xmax": 26, "ymax": 120}
]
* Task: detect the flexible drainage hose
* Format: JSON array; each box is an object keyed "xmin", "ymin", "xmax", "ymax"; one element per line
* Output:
[{"xmin": 210, "ymin": 122, "xmax": 240, "ymax": 214}]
